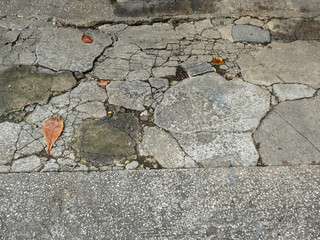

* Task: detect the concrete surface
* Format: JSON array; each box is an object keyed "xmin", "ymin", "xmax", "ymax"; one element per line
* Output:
[{"xmin": 0, "ymin": 166, "xmax": 319, "ymax": 239}]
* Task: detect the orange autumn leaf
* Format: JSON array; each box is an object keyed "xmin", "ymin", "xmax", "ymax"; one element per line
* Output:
[
  {"xmin": 212, "ymin": 56, "xmax": 223, "ymax": 65},
  {"xmin": 42, "ymin": 117, "xmax": 64, "ymax": 156},
  {"xmin": 81, "ymin": 33, "xmax": 93, "ymax": 43},
  {"xmin": 97, "ymin": 80, "xmax": 111, "ymax": 87}
]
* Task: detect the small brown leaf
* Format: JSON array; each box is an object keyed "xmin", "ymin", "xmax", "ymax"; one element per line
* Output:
[
  {"xmin": 97, "ymin": 80, "xmax": 111, "ymax": 87},
  {"xmin": 212, "ymin": 56, "xmax": 223, "ymax": 65},
  {"xmin": 42, "ymin": 117, "xmax": 64, "ymax": 156},
  {"xmin": 81, "ymin": 33, "xmax": 93, "ymax": 43}
]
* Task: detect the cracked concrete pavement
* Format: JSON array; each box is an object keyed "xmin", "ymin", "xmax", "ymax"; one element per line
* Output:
[
  {"xmin": 1, "ymin": 11, "xmax": 320, "ymax": 172},
  {"xmin": 0, "ymin": 0, "xmax": 320, "ymax": 238}
]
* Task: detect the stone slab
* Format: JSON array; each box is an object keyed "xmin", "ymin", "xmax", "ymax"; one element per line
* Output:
[
  {"xmin": 254, "ymin": 97, "xmax": 320, "ymax": 166},
  {"xmin": 0, "ymin": 166, "xmax": 319, "ymax": 239},
  {"xmin": 232, "ymin": 25, "xmax": 270, "ymax": 43}
]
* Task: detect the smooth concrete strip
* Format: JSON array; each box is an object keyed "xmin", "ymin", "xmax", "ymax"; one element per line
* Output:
[{"xmin": 0, "ymin": 166, "xmax": 319, "ymax": 239}]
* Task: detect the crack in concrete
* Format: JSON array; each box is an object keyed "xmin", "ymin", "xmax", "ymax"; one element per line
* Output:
[{"xmin": 274, "ymin": 110, "xmax": 320, "ymax": 153}]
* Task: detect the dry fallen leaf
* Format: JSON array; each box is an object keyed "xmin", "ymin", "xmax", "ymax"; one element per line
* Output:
[
  {"xmin": 81, "ymin": 33, "xmax": 93, "ymax": 43},
  {"xmin": 42, "ymin": 117, "xmax": 64, "ymax": 156},
  {"xmin": 212, "ymin": 56, "xmax": 223, "ymax": 65},
  {"xmin": 97, "ymin": 80, "xmax": 111, "ymax": 87}
]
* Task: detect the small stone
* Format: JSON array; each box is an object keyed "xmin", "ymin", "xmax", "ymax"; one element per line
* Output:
[
  {"xmin": 11, "ymin": 155, "xmax": 42, "ymax": 172},
  {"xmin": 57, "ymin": 158, "xmax": 77, "ymax": 166},
  {"xmin": 219, "ymin": 64, "xmax": 228, "ymax": 70},
  {"xmin": 73, "ymin": 164, "xmax": 88, "ymax": 172},
  {"xmin": 181, "ymin": 60, "xmax": 215, "ymax": 77},
  {"xmin": 232, "ymin": 25, "xmax": 270, "ymax": 43},
  {"xmin": 140, "ymin": 110, "xmax": 150, "ymax": 121},
  {"xmin": 148, "ymin": 78, "xmax": 169, "ymax": 90},
  {"xmin": 41, "ymin": 160, "xmax": 59, "ymax": 172},
  {"xmin": 125, "ymin": 161, "xmax": 139, "ymax": 170}
]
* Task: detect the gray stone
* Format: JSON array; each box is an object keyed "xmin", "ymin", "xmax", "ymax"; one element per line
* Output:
[
  {"xmin": 181, "ymin": 60, "xmax": 215, "ymax": 77},
  {"xmin": 273, "ymin": 84, "xmax": 316, "ymax": 101},
  {"xmin": 106, "ymin": 81, "xmax": 151, "ymax": 111},
  {"xmin": 36, "ymin": 28, "xmax": 112, "ymax": 72},
  {"xmin": 148, "ymin": 78, "xmax": 169, "ymax": 90},
  {"xmin": 125, "ymin": 161, "xmax": 139, "ymax": 170},
  {"xmin": 11, "ymin": 155, "xmax": 42, "ymax": 172},
  {"xmin": 254, "ymin": 97, "xmax": 320, "ymax": 166},
  {"xmin": 0, "ymin": 167, "xmax": 319, "ymax": 239},
  {"xmin": 253, "ymin": 41, "xmax": 320, "ymax": 87},
  {"xmin": 139, "ymin": 126, "xmax": 187, "ymax": 168},
  {"xmin": 232, "ymin": 24, "xmax": 270, "ymax": 43},
  {"xmin": 0, "ymin": 122, "xmax": 21, "ymax": 165},
  {"xmin": 154, "ymin": 74, "xmax": 270, "ymax": 134}
]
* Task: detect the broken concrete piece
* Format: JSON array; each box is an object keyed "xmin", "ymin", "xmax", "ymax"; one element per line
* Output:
[
  {"xmin": 254, "ymin": 97, "xmax": 320, "ymax": 166},
  {"xmin": 36, "ymin": 28, "xmax": 112, "ymax": 72},
  {"xmin": 11, "ymin": 155, "xmax": 42, "ymax": 172},
  {"xmin": 139, "ymin": 126, "xmax": 186, "ymax": 168},
  {"xmin": 107, "ymin": 81, "xmax": 151, "ymax": 111},
  {"xmin": 273, "ymin": 84, "xmax": 316, "ymax": 101},
  {"xmin": 181, "ymin": 60, "xmax": 215, "ymax": 77}
]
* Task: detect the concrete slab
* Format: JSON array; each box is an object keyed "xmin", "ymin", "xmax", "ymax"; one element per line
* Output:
[{"xmin": 0, "ymin": 166, "xmax": 319, "ymax": 239}]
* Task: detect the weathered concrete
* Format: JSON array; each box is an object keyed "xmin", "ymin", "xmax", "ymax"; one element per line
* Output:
[
  {"xmin": 154, "ymin": 74, "xmax": 270, "ymax": 133},
  {"xmin": 237, "ymin": 41, "xmax": 320, "ymax": 87},
  {"xmin": 0, "ymin": 65, "xmax": 76, "ymax": 116},
  {"xmin": 0, "ymin": 166, "xmax": 319, "ymax": 239},
  {"xmin": 254, "ymin": 96, "xmax": 320, "ymax": 166},
  {"xmin": 273, "ymin": 83, "xmax": 316, "ymax": 101},
  {"xmin": 36, "ymin": 28, "xmax": 113, "ymax": 72}
]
